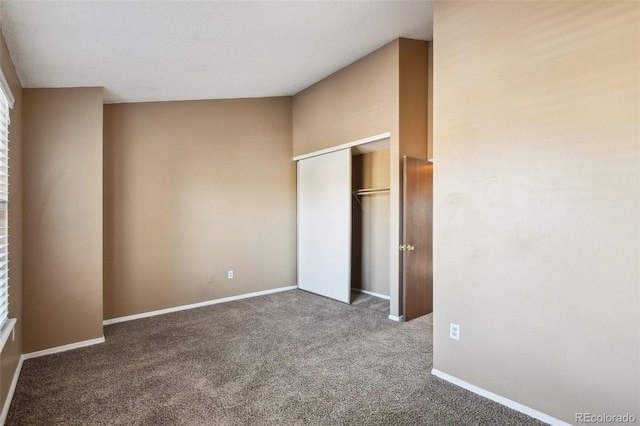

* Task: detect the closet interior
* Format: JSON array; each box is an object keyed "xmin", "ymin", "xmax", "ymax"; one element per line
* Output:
[{"xmin": 350, "ymin": 139, "xmax": 391, "ymax": 314}]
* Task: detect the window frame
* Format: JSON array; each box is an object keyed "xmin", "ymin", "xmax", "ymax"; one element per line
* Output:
[{"xmin": 0, "ymin": 68, "xmax": 16, "ymax": 352}]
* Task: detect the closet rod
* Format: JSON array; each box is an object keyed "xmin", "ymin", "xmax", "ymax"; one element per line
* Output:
[{"xmin": 353, "ymin": 187, "xmax": 390, "ymax": 196}]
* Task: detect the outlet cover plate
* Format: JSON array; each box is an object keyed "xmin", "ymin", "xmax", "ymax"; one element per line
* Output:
[{"xmin": 450, "ymin": 323, "xmax": 460, "ymax": 340}]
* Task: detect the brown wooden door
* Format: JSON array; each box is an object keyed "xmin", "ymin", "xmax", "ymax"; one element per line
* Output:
[{"xmin": 402, "ymin": 156, "xmax": 433, "ymax": 321}]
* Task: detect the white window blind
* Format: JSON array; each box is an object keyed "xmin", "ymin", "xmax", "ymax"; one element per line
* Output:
[{"xmin": 0, "ymin": 78, "xmax": 10, "ymax": 330}]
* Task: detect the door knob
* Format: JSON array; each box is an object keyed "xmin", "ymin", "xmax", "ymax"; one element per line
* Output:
[{"xmin": 407, "ymin": 245, "xmax": 415, "ymax": 251}]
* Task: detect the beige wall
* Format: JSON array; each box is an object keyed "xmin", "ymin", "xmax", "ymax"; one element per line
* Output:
[
  {"xmin": 103, "ymin": 97, "xmax": 296, "ymax": 319},
  {"xmin": 23, "ymin": 88, "xmax": 104, "ymax": 353},
  {"xmin": 359, "ymin": 150, "xmax": 390, "ymax": 190},
  {"xmin": 293, "ymin": 38, "xmax": 429, "ymax": 316},
  {"xmin": 360, "ymin": 194, "xmax": 390, "ymax": 297},
  {"xmin": 433, "ymin": 1, "xmax": 639, "ymax": 422},
  {"xmin": 292, "ymin": 40, "xmax": 399, "ymax": 158},
  {"xmin": 0, "ymin": 31, "xmax": 22, "ymax": 416}
]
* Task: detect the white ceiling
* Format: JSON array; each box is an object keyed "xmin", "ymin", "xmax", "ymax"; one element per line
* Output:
[{"xmin": 0, "ymin": 1, "xmax": 432, "ymax": 104}]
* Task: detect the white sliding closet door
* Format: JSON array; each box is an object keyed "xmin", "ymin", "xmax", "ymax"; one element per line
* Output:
[{"xmin": 297, "ymin": 148, "xmax": 351, "ymax": 304}]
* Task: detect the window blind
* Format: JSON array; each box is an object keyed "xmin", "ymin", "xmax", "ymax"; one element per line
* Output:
[{"xmin": 0, "ymin": 86, "xmax": 9, "ymax": 330}]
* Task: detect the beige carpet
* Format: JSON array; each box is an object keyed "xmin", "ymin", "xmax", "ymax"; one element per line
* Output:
[
  {"xmin": 7, "ymin": 289, "xmax": 543, "ymax": 425},
  {"xmin": 350, "ymin": 290, "xmax": 390, "ymax": 315}
]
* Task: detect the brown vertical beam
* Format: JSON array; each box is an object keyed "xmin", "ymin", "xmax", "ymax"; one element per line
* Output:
[{"xmin": 399, "ymin": 38, "xmax": 429, "ymax": 161}]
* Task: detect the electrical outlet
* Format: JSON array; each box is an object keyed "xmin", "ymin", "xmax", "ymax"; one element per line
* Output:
[
  {"xmin": 450, "ymin": 323, "xmax": 460, "ymax": 340},
  {"xmin": 207, "ymin": 274, "xmax": 214, "ymax": 284},
  {"xmin": 227, "ymin": 270, "xmax": 233, "ymax": 279}
]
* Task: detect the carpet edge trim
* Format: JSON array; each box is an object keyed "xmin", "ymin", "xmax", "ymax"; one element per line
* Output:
[
  {"xmin": 103, "ymin": 285, "xmax": 298, "ymax": 326},
  {"xmin": 0, "ymin": 354, "xmax": 23, "ymax": 425},
  {"xmin": 23, "ymin": 337, "xmax": 106, "ymax": 360},
  {"xmin": 430, "ymin": 368, "xmax": 571, "ymax": 426}
]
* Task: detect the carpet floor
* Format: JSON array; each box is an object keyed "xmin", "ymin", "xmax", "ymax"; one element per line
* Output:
[
  {"xmin": 350, "ymin": 291, "xmax": 390, "ymax": 315},
  {"xmin": 7, "ymin": 289, "xmax": 544, "ymax": 425}
]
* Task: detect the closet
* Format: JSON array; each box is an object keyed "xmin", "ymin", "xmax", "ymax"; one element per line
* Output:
[
  {"xmin": 351, "ymin": 143, "xmax": 391, "ymax": 308},
  {"xmin": 297, "ymin": 138, "xmax": 391, "ymax": 309}
]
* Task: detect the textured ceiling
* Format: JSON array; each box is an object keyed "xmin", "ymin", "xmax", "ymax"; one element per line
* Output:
[{"xmin": 0, "ymin": 1, "xmax": 432, "ymax": 104}]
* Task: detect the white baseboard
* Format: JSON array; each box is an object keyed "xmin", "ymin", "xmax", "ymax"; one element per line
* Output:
[
  {"xmin": 104, "ymin": 285, "xmax": 298, "ymax": 326},
  {"xmin": 352, "ymin": 288, "xmax": 391, "ymax": 300},
  {"xmin": 22, "ymin": 336, "xmax": 106, "ymax": 360},
  {"xmin": 388, "ymin": 314, "xmax": 404, "ymax": 322},
  {"xmin": 431, "ymin": 368, "xmax": 571, "ymax": 426},
  {"xmin": 0, "ymin": 354, "xmax": 23, "ymax": 425}
]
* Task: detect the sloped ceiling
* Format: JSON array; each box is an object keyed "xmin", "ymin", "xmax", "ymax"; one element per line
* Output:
[{"xmin": 0, "ymin": 1, "xmax": 432, "ymax": 103}]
